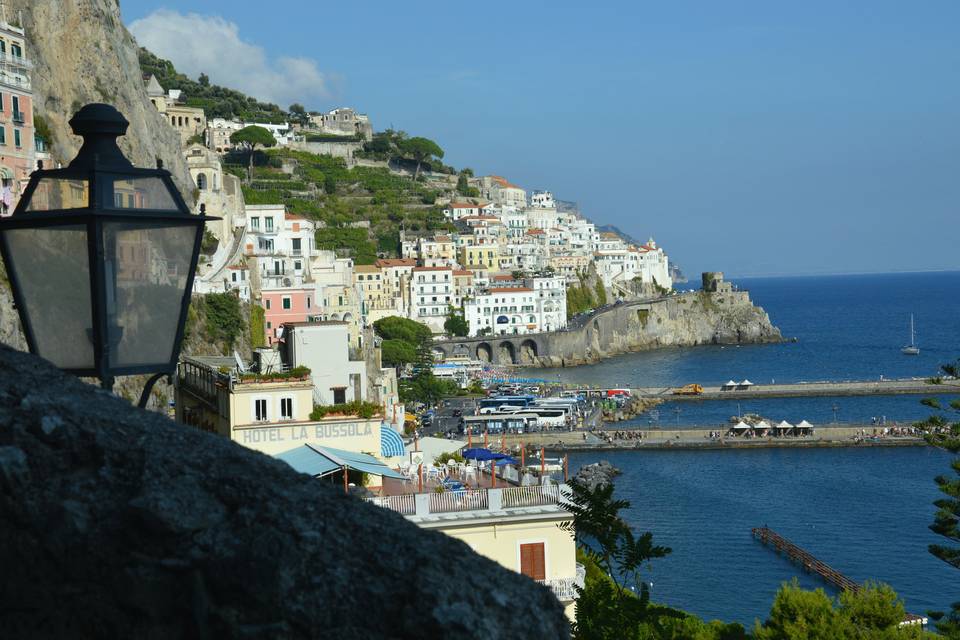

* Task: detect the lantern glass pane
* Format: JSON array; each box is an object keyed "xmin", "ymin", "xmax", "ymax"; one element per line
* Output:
[
  {"xmin": 103, "ymin": 220, "xmax": 198, "ymax": 367},
  {"xmin": 3, "ymin": 225, "xmax": 94, "ymax": 369},
  {"xmin": 25, "ymin": 178, "xmax": 90, "ymax": 211},
  {"xmin": 103, "ymin": 176, "xmax": 179, "ymax": 211}
]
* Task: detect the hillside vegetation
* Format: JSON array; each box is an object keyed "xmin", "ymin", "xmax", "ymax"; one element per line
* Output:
[{"xmin": 229, "ymin": 149, "xmax": 456, "ymax": 264}]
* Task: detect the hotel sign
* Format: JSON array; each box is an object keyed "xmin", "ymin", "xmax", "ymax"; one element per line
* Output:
[{"xmin": 234, "ymin": 420, "xmax": 378, "ymax": 455}]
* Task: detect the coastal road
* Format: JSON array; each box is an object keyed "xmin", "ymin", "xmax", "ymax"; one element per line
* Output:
[{"xmin": 635, "ymin": 378, "xmax": 960, "ymax": 401}]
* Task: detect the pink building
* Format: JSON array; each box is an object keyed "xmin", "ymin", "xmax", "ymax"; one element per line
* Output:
[
  {"xmin": 261, "ymin": 287, "xmax": 316, "ymax": 345},
  {"xmin": 0, "ymin": 20, "xmax": 34, "ymax": 216}
]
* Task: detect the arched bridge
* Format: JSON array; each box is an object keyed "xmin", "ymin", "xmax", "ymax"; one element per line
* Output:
[{"xmin": 432, "ymin": 334, "xmax": 545, "ymax": 366}]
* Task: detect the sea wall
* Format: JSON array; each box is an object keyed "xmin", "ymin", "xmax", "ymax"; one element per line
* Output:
[{"xmin": 433, "ymin": 290, "xmax": 782, "ymax": 367}]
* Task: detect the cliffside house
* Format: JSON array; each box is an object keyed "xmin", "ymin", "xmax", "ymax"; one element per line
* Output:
[
  {"xmin": 146, "ymin": 75, "xmax": 207, "ymax": 147},
  {"xmin": 0, "ymin": 19, "xmax": 33, "ymax": 216}
]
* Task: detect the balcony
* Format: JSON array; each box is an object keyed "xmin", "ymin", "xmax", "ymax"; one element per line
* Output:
[
  {"xmin": 12, "ymin": 111, "xmax": 24, "ymax": 124},
  {"xmin": 538, "ymin": 563, "xmax": 586, "ymax": 601},
  {"xmin": 0, "ymin": 51, "xmax": 31, "ymax": 69},
  {"xmin": 368, "ymin": 483, "xmax": 567, "ymax": 517}
]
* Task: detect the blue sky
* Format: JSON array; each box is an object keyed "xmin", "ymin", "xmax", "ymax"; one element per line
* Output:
[{"xmin": 122, "ymin": 1, "xmax": 960, "ymax": 277}]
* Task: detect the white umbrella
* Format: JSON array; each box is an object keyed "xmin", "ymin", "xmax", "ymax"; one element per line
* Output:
[
  {"xmin": 797, "ymin": 420, "xmax": 814, "ymax": 430},
  {"xmin": 723, "ymin": 380, "xmax": 738, "ymax": 389},
  {"xmin": 739, "ymin": 379, "xmax": 754, "ymax": 387}
]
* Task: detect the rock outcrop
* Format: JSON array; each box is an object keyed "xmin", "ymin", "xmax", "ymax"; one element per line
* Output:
[
  {"xmin": 572, "ymin": 461, "xmax": 621, "ymax": 491},
  {"xmin": 532, "ymin": 290, "xmax": 782, "ymax": 367},
  {"xmin": 12, "ymin": 0, "xmax": 192, "ymax": 190},
  {"xmin": 0, "ymin": 345, "xmax": 569, "ymax": 638}
]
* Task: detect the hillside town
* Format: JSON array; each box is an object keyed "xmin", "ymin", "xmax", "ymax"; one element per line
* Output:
[{"xmin": 0, "ymin": 20, "xmax": 684, "ymax": 623}]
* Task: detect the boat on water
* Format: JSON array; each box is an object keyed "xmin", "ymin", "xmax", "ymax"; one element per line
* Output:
[{"xmin": 901, "ymin": 314, "xmax": 919, "ymax": 355}]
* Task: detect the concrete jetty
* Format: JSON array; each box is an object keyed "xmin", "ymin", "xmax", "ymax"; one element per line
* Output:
[{"xmin": 635, "ymin": 378, "xmax": 960, "ymax": 401}]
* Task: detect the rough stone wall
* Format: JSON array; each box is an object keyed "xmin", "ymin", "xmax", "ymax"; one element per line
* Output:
[
  {"xmin": 436, "ymin": 290, "xmax": 781, "ymax": 367},
  {"xmin": 0, "ymin": 345, "xmax": 569, "ymax": 639},
  {"xmin": 12, "ymin": 0, "xmax": 193, "ymax": 195},
  {"xmin": 535, "ymin": 291, "xmax": 782, "ymax": 367}
]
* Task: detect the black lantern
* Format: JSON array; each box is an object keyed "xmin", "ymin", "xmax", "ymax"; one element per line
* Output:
[{"xmin": 0, "ymin": 104, "xmax": 217, "ymax": 403}]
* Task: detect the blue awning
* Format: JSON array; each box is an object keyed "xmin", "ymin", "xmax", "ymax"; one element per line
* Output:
[
  {"xmin": 275, "ymin": 444, "xmax": 405, "ymax": 480},
  {"xmin": 381, "ymin": 425, "xmax": 406, "ymax": 457}
]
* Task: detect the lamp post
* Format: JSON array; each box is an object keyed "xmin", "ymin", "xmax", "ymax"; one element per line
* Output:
[{"xmin": 0, "ymin": 104, "xmax": 217, "ymax": 407}]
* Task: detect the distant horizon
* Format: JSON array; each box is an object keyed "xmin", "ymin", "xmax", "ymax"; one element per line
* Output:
[
  {"xmin": 121, "ymin": 1, "xmax": 960, "ymax": 276},
  {"xmin": 726, "ymin": 268, "xmax": 960, "ymax": 280}
]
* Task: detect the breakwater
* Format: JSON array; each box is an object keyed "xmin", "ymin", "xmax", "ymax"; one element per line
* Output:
[
  {"xmin": 433, "ymin": 290, "xmax": 781, "ymax": 367},
  {"xmin": 635, "ymin": 378, "xmax": 960, "ymax": 401}
]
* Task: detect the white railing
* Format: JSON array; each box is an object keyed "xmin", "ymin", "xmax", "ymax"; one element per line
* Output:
[
  {"xmin": 366, "ymin": 494, "xmax": 416, "ymax": 516},
  {"xmin": 429, "ymin": 489, "xmax": 488, "ymax": 514},
  {"xmin": 500, "ymin": 484, "xmax": 563, "ymax": 508},
  {"xmin": 538, "ymin": 564, "xmax": 586, "ymax": 601}
]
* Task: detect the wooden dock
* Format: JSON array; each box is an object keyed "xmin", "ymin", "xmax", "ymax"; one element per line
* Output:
[
  {"xmin": 751, "ymin": 526, "xmax": 927, "ymax": 627},
  {"xmin": 752, "ymin": 526, "xmax": 860, "ymax": 592}
]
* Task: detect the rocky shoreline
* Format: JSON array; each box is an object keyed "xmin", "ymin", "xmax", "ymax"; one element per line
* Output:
[{"xmin": 571, "ymin": 460, "xmax": 622, "ymax": 490}]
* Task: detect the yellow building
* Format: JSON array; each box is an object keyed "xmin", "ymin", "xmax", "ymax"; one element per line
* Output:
[
  {"xmin": 459, "ymin": 244, "xmax": 499, "ymax": 271},
  {"xmin": 369, "ymin": 484, "xmax": 583, "ymax": 621},
  {"xmin": 176, "ymin": 355, "xmax": 384, "ymax": 472}
]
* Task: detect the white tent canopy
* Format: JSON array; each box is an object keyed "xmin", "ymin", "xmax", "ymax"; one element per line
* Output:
[
  {"xmin": 723, "ymin": 380, "xmax": 738, "ymax": 387},
  {"xmin": 739, "ymin": 379, "xmax": 754, "ymax": 387},
  {"xmin": 754, "ymin": 420, "xmax": 771, "ymax": 430},
  {"xmin": 797, "ymin": 420, "xmax": 814, "ymax": 430},
  {"xmin": 777, "ymin": 421, "xmax": 794, "ymax": 430},
  {"xmin": 732, "ymin": 421, "xmax": 752, "ymax": 430}
]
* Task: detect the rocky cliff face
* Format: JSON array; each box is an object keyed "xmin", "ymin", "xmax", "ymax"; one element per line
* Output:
[
  {"xmin": 12, "ymin": 0, "xmax": 192, "ymax": 191},
  {"xmin": 532, "ymin": 290, "xmax": 782, "ymax": 367},
  {"xmin": 0, "ymin": 0, "xmax": 196, "ymax": 368}
]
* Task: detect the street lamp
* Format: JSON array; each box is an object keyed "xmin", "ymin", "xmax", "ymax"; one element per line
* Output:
[{"xmin": 0, "ymin": 103, "xmax": 217, "ymax": 405}]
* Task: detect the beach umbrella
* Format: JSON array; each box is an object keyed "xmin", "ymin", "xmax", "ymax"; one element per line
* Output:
[
  {"xmin": 777, "ymin": 420, "xmax": 793, "ymax": 433},
  {"xmin": 797, "ymin": 420, "xmax": 814, "ymax": 432},
  {"xmin": 462, "ymin": 448, "xmax": 499, "ymax": 461}
]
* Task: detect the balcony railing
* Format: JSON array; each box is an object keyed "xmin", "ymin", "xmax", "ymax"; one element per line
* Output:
[
  {"xmin": 537, "ymin": 563, "xmax": 586, "ymax": 601},
  {"xmin": 429, "ymin": 489, "xmax": 488, "ymax": 514},
  {"xmin": 500, "ymin": 484, "xmax": 563, "ymax": 508},
  {"xmin": 0, "ymin": 52, "xmax": 31, "ymax": 69},
  {"xmin": 366, "ymin": 494, "xmax": 416, "ymax": 515},
  {"xmin": 12, "ymin": 111, "xmax": 24, "ymax": 124}
]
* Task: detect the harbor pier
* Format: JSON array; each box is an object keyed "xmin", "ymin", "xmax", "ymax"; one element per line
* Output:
[{"xmin": 635, "ymin": 378, "xmax": 960, "ymax": 401}]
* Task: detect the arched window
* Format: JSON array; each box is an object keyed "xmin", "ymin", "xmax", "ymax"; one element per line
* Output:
[{"xmin": 196, "ymin": 173, "xmax": 207, "ymax": 190}]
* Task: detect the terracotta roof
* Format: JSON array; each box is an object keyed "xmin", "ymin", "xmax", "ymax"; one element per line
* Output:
[
  {"xmin": 600, "ymin": 232, "xmax": 620, "ymax": 239},
  {"xmin": 449, "ymin": 202, "xmax": 479, "ymax": 209},
  {"xmin": 354, "ymin": 264, "xmax": 380, "ymax": 272},
  {"xmin": 462, "ymin": 215, "xmax": 500, "ymax": 222},
  {"xmin": 488, "ymin": 287, "xmax": 533, "ymax": 293},
  {"xmin": 492, "ymin": 275, "xmax": 515, "ymax": 281},
  {"xmin": 525, "ymin": 229, "xmax": 545, "ymax": 235},
  {"xmin": 412, "ymin": 266, "xmax": 452, "ymax": 272},
  {"xmin": 375, "ymin": 258, "xmax": 416, "ymax": 268},
  {"xmin": 453, "ymin": 270, "xmax": 474, "ymax": 276},
  {"xmin": 491, "ymin": 175, "xmax": 523, "ymax": 190},
  {"xmin": 433, "ymin": 235, "xmax": 452, "ymax": 242},
  {"xmin": 226, "ymin": 265, "xmax": 249, "ymax": 270}
]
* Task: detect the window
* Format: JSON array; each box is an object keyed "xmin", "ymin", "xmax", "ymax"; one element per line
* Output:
[
  {"xmin": 282, "ymin": 297, "xmax": 291, "ymax": 310},
  {"xmin": 306, "ymin": 297, "xmax": 311, "ymax": 309},
  {"xmin": 0, "ymin": 91, "xmax": 3, "ymax": 111},
  {"xmin": 11, "ymin": 44, "xmax": 22, "ymax": 58},
  {"xmin": 519, "ymin": 543, "xmax": 545, "ymax": 581},
  {"xmin": 280, "ymin": 397, "xmax": 294, "ymax": 420},
  {"xmin": 332, "ymin": 388, "xmax": 347, "ymax": 404},
  {"xmin": 13, "ymin": 128, "xmax": 20, "ymax": 148},
  {"xmin": 266, "ymin": 321, "xmax": 272, "ymax": 329},
  {"xmin": 250, "ymin": 217, "xmax": 260, "ymax": 230},
  {"xmin": 292, "ymin": 238, "xmax": 301, "ymax": 255},
  {"xmin": 265, "ymin": 299, "xmax": 271, "ymax": 310},
  {"xmin": 265, "ymin": 217, "xmax": 274, "ymax": 232},
  {"xmin": 294, "ymin": 260, "xmax": 302, "ymax": 271},
  {"xmin": 254, "ymin": 399, "xmax": 269, "ymax": 422}
]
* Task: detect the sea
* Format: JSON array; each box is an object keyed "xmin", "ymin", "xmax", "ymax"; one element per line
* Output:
[{"xmin": 535, "ymin": 272, "xmax": 960, "ymax": 625}]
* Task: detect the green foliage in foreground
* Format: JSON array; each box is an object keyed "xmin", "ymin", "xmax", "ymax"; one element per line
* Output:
[{"xmin": 917, "ymin": 359, "xmax": 960, "ymax": 638}]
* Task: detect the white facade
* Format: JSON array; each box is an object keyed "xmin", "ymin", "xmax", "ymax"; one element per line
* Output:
[
  {"xmin": 282, "ymin": 322, "xmax": 367, "ymax": 406},
  {"xmin": 409, "ymin": 266, "xmax": 456, "ymax": 332},
  {"xmin": 243, "ymin": 205, "xmax": 316, "ymax": 290},
  {"xmin": 465, "ymin": 282, "xmax": 566, "ymax": 337},
  {"xmin": 530, "ymin": 190, "xmax": 555, "ymax": 209}
]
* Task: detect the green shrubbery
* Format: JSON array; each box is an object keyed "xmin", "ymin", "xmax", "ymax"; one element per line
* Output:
[
  {"xmin": 239, "ymin": 365, "xmax": 311, "ymax": 382},
  {"xmin": 310, "ymin": 401, "xmax": 382, "ymax": 420}
]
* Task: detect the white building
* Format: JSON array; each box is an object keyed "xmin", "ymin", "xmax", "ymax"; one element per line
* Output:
[
  {"xmin": 408, "ymin": 266, "xmax": 455, "ymax": 333},
  {"xmin": 464, "ymin": 278, "xmax": 567, "ymax": 337},
  {"xmin": 281, "ymin": 322, "xmax": 368, "ymax": 406},
  {"xmin": 243, "ymin": 205, "xmax": 317, "ymax": 291},
  {"xmin": 530, "ymin": 190, "xmax": 554, "ymax": 209}
]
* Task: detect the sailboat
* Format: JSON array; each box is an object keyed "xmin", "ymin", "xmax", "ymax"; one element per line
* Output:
[{"xmin": 901, "ymin": 314, "xmax": 919, "ymax": 355}]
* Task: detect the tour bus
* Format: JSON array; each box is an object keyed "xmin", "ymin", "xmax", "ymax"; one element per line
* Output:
[
  {"xmin": 495, "ymin": 405, "xmax": 569, "ymax": 429},
  {"xmin": 462, "ymin": 413, "xmax": 538, "ymax": 435},
  {"xmin": 478, "ymin": 396, "xmax": 535, "ymax": 413}
]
